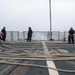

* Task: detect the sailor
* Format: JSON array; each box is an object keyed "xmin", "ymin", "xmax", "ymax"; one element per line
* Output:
[
  {"xmin": 27, "ymin": 27, "xmax": 33, "ymax": 42},
  {"xmin": 68, "ymin": 27, "xmax": 75, "ymax": 44},
  {"xmin": 1, "ymin": 27, "xmax": 6, "ymax": 41}
]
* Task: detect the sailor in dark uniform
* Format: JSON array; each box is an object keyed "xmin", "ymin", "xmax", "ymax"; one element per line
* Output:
[
  {"xmin": 68, "ymin": 27, "xmax": 75, "ymax": 44},
  {"xmin": 27, "ymin": 27, "xmax": 33, "ymax": 42},
  {"xmin": 1, "ymin": 27, "xmax": 6, "ymax": 41}
]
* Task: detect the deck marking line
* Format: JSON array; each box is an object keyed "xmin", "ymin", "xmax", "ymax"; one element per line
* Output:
[{"xmin": 42, "ymin": 41, "xmax": 59, "ymax": 75}]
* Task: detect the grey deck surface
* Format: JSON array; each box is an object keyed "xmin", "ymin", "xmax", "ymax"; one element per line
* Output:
[{"xmin": 0, "ymin": 41, "xmax": 75, "ymax": 75}]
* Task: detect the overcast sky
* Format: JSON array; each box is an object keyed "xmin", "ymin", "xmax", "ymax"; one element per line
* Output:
[{"xmin": 0, "ymin": 0, "xmax": 75, "ymax": 31}]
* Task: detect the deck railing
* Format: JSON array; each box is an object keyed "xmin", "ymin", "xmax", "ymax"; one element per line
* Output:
[{"xmin": 6, "ymin": 31, "xmax": 69, "ymax": 41}]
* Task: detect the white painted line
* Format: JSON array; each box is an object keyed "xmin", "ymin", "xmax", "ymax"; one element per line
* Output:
[{"xmin": 42, "ymin": 41, "xmax": 59, "ymax": 75}]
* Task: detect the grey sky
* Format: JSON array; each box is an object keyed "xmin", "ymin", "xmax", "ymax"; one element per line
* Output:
[{"xmin": 0, "ymin": 0, "xmax": 75, "ymax": 31}]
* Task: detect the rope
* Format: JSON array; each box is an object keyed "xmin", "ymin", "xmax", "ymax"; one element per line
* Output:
[
  {"xmin": 0, "ymin": 61, "xmax": 75, "ymax": 72},
  {"xmin": 0, "ymin": 51, "xmax": 75, "ymax": 57},
  {"xmin": 0, "ymin": 40, "xmax": 31, "ymax": 53},
  {"xmin": 0, "ymin": 56, "xmax": 75, "ymax": 61},
  {"xmin": 0, "ymin": 40, "xmax": 75, "ymax": 73},
  {"xmin": 0, "ymin": 40, "xmax": 12, "ymax": 48}
]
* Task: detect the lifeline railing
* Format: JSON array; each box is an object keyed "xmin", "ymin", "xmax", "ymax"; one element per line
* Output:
[{"xmin": 6, "ymin": 31, "xmax": 69, "ymax": 41}]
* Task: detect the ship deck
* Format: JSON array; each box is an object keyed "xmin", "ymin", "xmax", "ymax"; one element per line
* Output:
[{"xmin": 0, "ymin": 40, "xmax": 75, "ymax": 75}]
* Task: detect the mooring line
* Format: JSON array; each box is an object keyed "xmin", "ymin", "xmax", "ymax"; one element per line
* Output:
[{"xmin": 0, "ymin": 40, "xmax": 75, "ymax": 73}]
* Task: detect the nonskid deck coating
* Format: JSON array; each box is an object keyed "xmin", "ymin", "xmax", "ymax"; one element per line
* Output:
[{"xmin": 0, "ymin": 41, "xmax": 75, "ymax": 75}]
